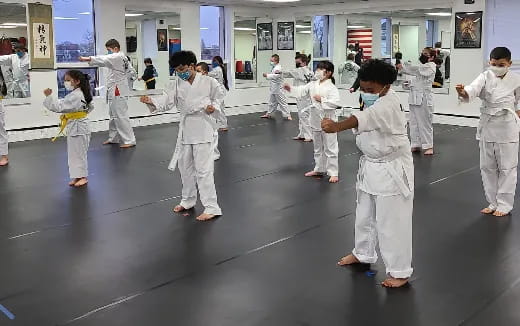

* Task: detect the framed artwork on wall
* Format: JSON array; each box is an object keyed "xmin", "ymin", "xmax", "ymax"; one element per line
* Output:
[
  {"xmin": 277, "ymin": 22, "xmax": 294, "ymax": 50},
  {"xmin": 157, "ymin": 29, "xmax": 168, "ymax": 51},
  {"xmin": 257, "ymin": 23, "xmax": 273, "ymax": 51},
  {"xmin": 454, "ymin": 11, "xmax": 483, "ymax": 49}
]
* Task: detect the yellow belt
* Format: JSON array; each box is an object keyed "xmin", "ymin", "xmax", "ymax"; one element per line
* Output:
[
  {"xmin": 145, "ymin": 77, "xmax": 156, "ymax": 83},
  {"xmin": 52, "ymin": 111, "xmax": 88, "ymax": 142}
]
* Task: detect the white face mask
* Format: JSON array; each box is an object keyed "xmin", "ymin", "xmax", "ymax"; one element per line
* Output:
[
  {"xmin": 64, "ymin": 81, "xmax": 74, "ymax": 91},
  {"xmin": 314, "ymin": 69, "xmax": 325, "ymax": 80},
  {"xmin": 489, "ymin": 65, "xmax": 509, "ymax": 77}
]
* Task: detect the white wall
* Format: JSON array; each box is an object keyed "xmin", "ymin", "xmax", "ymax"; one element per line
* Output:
[
  {"xmin": 295, "ymin": 32, "xmax": 312, "ymax": 56},
  {"xmin": 234, "ymin": 32, "xmax": 255, "ymax": 61},
  {"xmin": 0, "ymin": 27, "xmax": 28, "ymax": 39},
  {"xmin": 3, "ymin": 0, "xmax": 488, "ymax": 139}
]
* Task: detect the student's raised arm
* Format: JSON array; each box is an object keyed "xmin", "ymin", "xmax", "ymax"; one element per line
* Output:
[
  {"xmin": 283, "ymin": 82, "xmax": 311, "ymax": 99},
  {"xmin": 43, "ymin": 90, "xmax": 84, "ymax": 113},
  {"xmin": 81, "ymin": 54, "xmax": 115, "ymax": 69},
  {"xmin": 141, "ymin": 80, "xmax": 178, "ymax": 113},
  {"xmin": 460, "ymin": 72, "xmax": 486, "ymax": 102}
]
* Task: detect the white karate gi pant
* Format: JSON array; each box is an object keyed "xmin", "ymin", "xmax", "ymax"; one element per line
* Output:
[
  {"xmin": 479, "ymin": 140, "xmax": 519, "ymax": 213},
  {"xmin": 296, "ymin": 104, "xmax": 312, "ymax": 140},
  {"xmin": 68, "ymin": 134, "xmax": 90, "ymax": 179},
  {"xmin": 107, "ymin": 96, "xmax": 136, "ymax": 145},
  {"xmin": 213, "ymin": 131, "xmax": 220, "ymax": 161},
  {"xmin": 353, "ymin": 190, "xmax": 414, "ymax": 278},
  {"xmin": 0, "ymin": 104, "xmax": 7, "ymax": 156},
  {"xmin": 217, "ymin": 104, "xmax": 228, "ymax": 129},
  {"xmin": 409, "ymin": 103, "xmax": 434, "ymax": 149},
  {"xmin": 267, "ymin": 93, "xmax": 290, "ymax": 118},
  {"xmin": 312, "ymin": 130, "xmax": 339, "ymax": 176},
  {"xmin": 178, "ymin": 142, "xmax": 222, "ymax": 215}
]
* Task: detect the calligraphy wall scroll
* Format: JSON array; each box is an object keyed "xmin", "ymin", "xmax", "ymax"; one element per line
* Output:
[{"xmin": 28, "ymin": 3, "xmax": 55, "ymax": 69}]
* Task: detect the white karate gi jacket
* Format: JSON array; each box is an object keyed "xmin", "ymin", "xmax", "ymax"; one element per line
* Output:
[
  {"xmin": 288, "ymin": 79, "xmax": 341, "ymax": 130},
  {"xmin": 462, "ymin": 70, "xmax": 520, "ymax": 143},
  {"xmin": 43, "ymin": 88, "xmax": 93, "ymax": 136},
  {"xmin": 89, "ymin": 52, "xmax": 132, "ymax": 99},
  {"xmin": 352, "ymin": 89, "xmax": 414, "ymax": 197},
  {"xmin": 148, "ymin": 73, "xmax": 225, "ymax": 170},
  {"xmin": 266, "ymin": 64, "xmax": 285, "ymax": 94},
  {"xmin": 401, "ymin": 62, "xmax": 436, "ymax": 106}
]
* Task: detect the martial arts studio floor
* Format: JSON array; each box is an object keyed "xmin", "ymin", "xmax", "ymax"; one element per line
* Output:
[{"xmin": 1, "ymin": 112, "xmax": 519, "ymax": 325}]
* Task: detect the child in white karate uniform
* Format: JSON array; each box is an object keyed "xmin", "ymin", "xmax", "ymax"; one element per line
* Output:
[
  {"xmin": 79, "ymin": 39, "xmax": 136, "ymax": 148},
  {"xmin": 196, "ymin": 62, "xmax": 225, "ymax": 161},
  {"xmin": 397, "ymin": 47, "xmax": 437, "ymax": 155},
  {"xmin": 209, "ymin": 56, "xmax": 229, "ymax": 131},
  {"xmin": 261, "ymin": 54, "xmax": 292, "ymax": 120},
  {"xmin": 141, "ymin": 51, "xmax": 224, "ymax": 221},
  {"xmin": 285, "ymin": 61, "xmax": 341, "ymax": 183},
  {"xmin": 283, "ymin": 53, "xmax": 314, "ymax": 142},
  {"xmin": 322, "ymin": 59, "xmax": 414, "ymax": 288},
  {"xmin": 456, "ymin": 47, "xmax": 520, "ymax": 217},
  {"xmin": 43, "ymin": 70, "xmax": 94, "ymax": 187}
]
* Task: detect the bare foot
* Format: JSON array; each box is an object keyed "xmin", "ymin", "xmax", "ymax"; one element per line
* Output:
[
  {"xmin": 173, "ymin": 205, "xmax": 187, "ymax": 213},
  {"xmin": 260, "ymin": 114, "xmax": 272, "ymax": 119},
  {"xmin": 305, "ymin": 171, "xmax": 323, "ymax": 177},
  {"xmin": 481, "ymin": 207, "xmax": 495, "ymax": 214},
  {"xmin": 120, "ymin": 144, "xmax": 136, "ymax": 149},
  {"xmin": 337, "ymin": 254, "xmax": 360, "ymax": 266},
  {"xmin": 293, "ymin": 136, "xmax": 305, "ymax": 140},
  {"xmin": 329, "ymin": 176, "xmax": 339, "ymax": 183},
  {"xmin": 285, "ymin": 116, "xmax": 293, "ymax": 121},
  {"xmin": 69, "ymin": 178, "xmax": 80, "ymax": 186},
  {"xmin": 382, "ymin": 277, "xmax": 409, "ymax": 288},
  {"xmin": 493, "ymin": 210, "xmax": 510, "ymax": 217},
  {"xmin": 303, "ymin": 139, "xmax": 313, "ymax": 142},
  {"xmin": 218, "ymin": 128, "xmax": 229, "ymax": 132},
  {"xmin": 424, "ymin": 148, "xmax": 434, "ymax": 155},
  {"xmin": 411, "ymin": 147, "xmax": 421, "ymax": 153},
  {"xmin": 196, "ymin": 213, "xmax": 217, "ymax": 221},
  {"xmin": 0, "ymin": 155, "xmax": 8, "ymax": 166},
  {"xmin": 102, "ymin": 140, "xmax": 117, "ymax": 145},
  {"xmin": 74, "ymin": 177, "xmax": 88, "ymax": 187}
]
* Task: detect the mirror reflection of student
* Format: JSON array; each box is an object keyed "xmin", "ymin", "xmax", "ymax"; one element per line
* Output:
[
  {"xmin": 0, "ymin": 43, "xmax": 30, "ymax": 98},
  {"xmin": 138, "ymin": 58, "xmax": 157, "ymax": 90}
]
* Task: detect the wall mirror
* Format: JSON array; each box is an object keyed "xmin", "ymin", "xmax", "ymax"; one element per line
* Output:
[
  {"xmin": 125, "ymin": 9, "xmax": 181, "ymax": 92},
  {"xmin": 0, "ymin": 2, "xmax": 30, "ymax": 100},
  {"xmin": 234, "ymin": 16, "xmax": 257, "ymax": 88}
]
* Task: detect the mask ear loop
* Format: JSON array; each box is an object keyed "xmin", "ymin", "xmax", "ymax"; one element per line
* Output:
[{"xmin": 379, "ymin": 85, "xmax": 390, "ymax": 97}]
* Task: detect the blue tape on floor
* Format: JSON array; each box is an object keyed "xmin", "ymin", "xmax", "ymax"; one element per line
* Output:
[{"xmin": 0, "ymin": 304, "xmax": 15, "ymax": 320}]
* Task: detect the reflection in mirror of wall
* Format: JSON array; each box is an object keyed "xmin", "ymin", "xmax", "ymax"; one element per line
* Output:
[
  {"xmin": 125, "ymin": 10, "xmax": 181, "ymax": 92},
  {"xmin": 0, "ymin": 2, "xmax": 30, "ymax": 99},
  {"xmin": 234, "ymin": 17, "xmax": 257, "ymax": 88},
  {"xmin": 295, "ymin": 18, "xmax": 312, "ymax": 61}
]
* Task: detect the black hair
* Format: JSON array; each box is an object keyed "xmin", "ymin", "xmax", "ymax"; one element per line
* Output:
[
  {"xmin": 105, "ymin": 39, "xmax": 120, "ymax": 49},
  {"xmin": 66, "ymin": 69, "xmax": 92, "ymax": 104},
  {"xmin": 169, "ymin": 50, "xmax": 197, "ymax": 69},
  {"xmin": 434, "ymin": 58, "xmax": 443, "ymax": 65},
  {"xmin": 490, "ymin": 47, "xmax": 512, "ymax": 61},
  {"xmin": 295, "ymin": 53, "xmax": 309, "ymax": 65},
  {"xmin": 212, "ymin": 55, "xmax": 229, "ymax": 91},
  {"xmin": 196, "ymin": 62, "xmax": 210, "ymax": 73},
  {"xmin": 347, "ymin": 53, "xmax": 355, "ymax": 61},
  {"xmin": 271, "ymin": 54, "xmax": 280, "ymax": 62},
  {"xmin": 316, "ymin": 60, "xmax": 335, "ymax": 84},
  {"xmin": 358, "ymin": 59, "xmax": 397, "ymax": 85},
  {"xmin": 394, "ymin": 52, "xmax": 403, "ymax": 60},
  {"xmin": 435, "ymin": 41, "xmax": 442, "ymax": 48},
  {"xmin": 144, "ymin": 57, "xmax": 152, "ymax": 64}
]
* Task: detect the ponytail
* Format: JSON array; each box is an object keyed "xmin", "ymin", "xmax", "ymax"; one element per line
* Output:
[{"xmin": 66, "ymin": 69, "xmax": 92, "ymax": 104}]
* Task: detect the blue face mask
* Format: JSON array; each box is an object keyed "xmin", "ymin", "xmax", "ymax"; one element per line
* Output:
[
  {"xmin": 177, "ymin": 70, "xmax": 191, "ymax": 81},
  {"xmin": 360, "ymin": 92, "xmax": 380, "ymax": 108},
  {"xmin": 107, "ymin": 50, "xmax": 113, "ymax": 54},
  {"xmin": 212, "ymin": 62, "xmax": 219, "ymax": 68},
  {"xmin": 16, "ymin": 51, "xmax": 24, "ymax": 58}
]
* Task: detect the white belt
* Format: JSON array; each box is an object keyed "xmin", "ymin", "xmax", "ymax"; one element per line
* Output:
[
  {"xmin": 357, "ymin": 147, "xmax": 412, "ymax": 198},
  {"xmin": 168, "ymin": 110, "xmax": 218, "ymax": 171}
]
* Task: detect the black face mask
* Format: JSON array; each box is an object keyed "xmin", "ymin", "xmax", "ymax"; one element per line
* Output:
[
  {"xmin": 419, "ymin": 54, "xmax": 429, "ymax": 64},
  {"xmin": 296, "ymin": 63, "xmax": 302, "ymax": 68}
]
